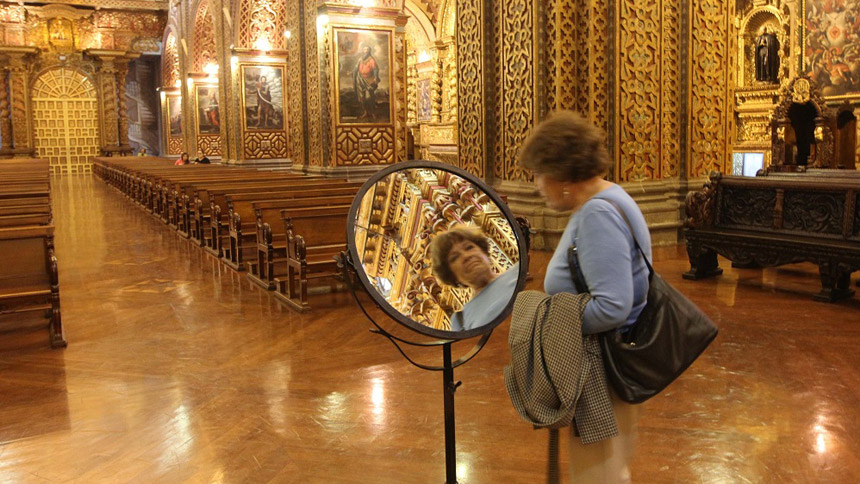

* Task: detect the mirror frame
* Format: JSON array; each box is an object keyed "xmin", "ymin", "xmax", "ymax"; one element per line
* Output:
[{"xmin": 347, "ymin": 160, "xmax": 530, "ymax": 340}]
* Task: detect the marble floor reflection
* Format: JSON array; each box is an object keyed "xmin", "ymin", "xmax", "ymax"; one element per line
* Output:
[{"xmin": 0, "ymin": 175, "xmax": 858, "ymax": 483}]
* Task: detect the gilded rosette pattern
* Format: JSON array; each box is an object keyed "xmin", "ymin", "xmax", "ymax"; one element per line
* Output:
[
  {"xmin": 690, "ymin": 0, "xmax": 733, "ymax": 177},
  {"xmin": 456, "ymin": 0, "xmax": 485, "ymax": 177},
  {"xmin": 545, "ymin": 0, "xmax": 577, "ymax": 111},
  {"xmin": 0, "ymin": 68, "xmax": 11, "ymax": 149},
  {"xmin": 9, "ymin": 60, "xmax": 29, "ymax": 149},
  {"xmin": 661, "ymin": 0, "xmax": 681, "ymax": 178}
]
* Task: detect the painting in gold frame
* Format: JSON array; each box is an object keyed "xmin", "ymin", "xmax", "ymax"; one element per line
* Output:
[
  {"xmin": 334, "ymin": 27, "xmax": 393, "ymax": 125},
  {"xmin": 167, "ymin": 95, "xmax": 182, "ymax": 136},
  {"xmin": 240, "ymin": 64, "xmax": 286, "ymax": 132},
  {"xmin": 195, "ymin": 85, "xmax": 220, "ymax": 135}
]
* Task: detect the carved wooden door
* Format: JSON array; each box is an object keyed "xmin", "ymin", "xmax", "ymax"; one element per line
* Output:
[{"xmin": 32, "ymin": 68, "xmax": 100, "ymax": 175}]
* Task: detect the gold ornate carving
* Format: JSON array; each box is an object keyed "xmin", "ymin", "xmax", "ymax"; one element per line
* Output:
[
  {"xmin": 32, "ymin": 68, "xmax": 99, "ymax": 174},
  {"xmin": 689, "ymin": 0, "xmax": 732, "ymax": 177},
  {"xmin": 243, "ymin": 132, "xmax": 288, "ymax": 159},
  {"xmin": 8, "ymin": 57, "xmax": 30, "ymax": 150},
  {"xmin": 335, "ymin": 126, "xmax": 394, "ymax": 165},
  {"xmin": 117, "ymin": 62, "xmax": 130, "ymax": 146},
  {"xmin": 162, "ymin": 31, "xmax": 179, "ymax": 88},
  {"xmin": 619, "ymin": 0, "xmax": 660, "ymax": 180},
  {"xmin": 456, "ymin": 0, "xmax": 484, "ymax": 177},
  {"xmin": 661, "ymin": 0, "xmax": 681, "ymax": 178},
  {"xmin": 407, "ymin": 57, "xmax": 417, "ymax": 124},
  {"xmin": 497, "ymin": 0, "xmax": 534, "ymax": 182},
  {"xmin": 394, "ymin": 31, "xmax": 407, "ymax": 162},
  {"xmin": 0, "ymin": 69, "xmax": 11, "ymax": 150},
  {"xmin": 546, "ymin": 0, "xmax": 577, "ymax": 111},
  {"xmin": 285, "ymin": 0, "xmax": 304, "ymax": 166},
  {"xmin": 167, "ymin": 136, "xmax": 184, "ymax": 155},
  {"xmin": 304, "ymin": 0, "xmax": 323, "ymax": 166},
  {"xmin": 197, "ymin": 134, "xmax": 221, "ymax": 156},
  {"xmin": 192, "ymin": 1, "xmax": 217, "ymax": 73},
  {"xmin": 237, "ymin": 0, "xmax": 287, "ymax": 50},
  {"xmin": 98, "ymin": 61, "xmax": 119, "ymax": 146},
  {"xmin": 442, "ymin": 44, "xmax": 457, "ymax": 123}
]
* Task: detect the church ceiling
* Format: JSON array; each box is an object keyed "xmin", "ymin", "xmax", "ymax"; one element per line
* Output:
[{"xmin": 411, "ymin": 0, "xmax": 442, "ymax": 29}]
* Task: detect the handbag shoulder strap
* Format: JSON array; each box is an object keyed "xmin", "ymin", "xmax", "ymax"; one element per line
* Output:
[{"xmin": 594, "ymin": 198, "xmax": 654, "ymax": 277}]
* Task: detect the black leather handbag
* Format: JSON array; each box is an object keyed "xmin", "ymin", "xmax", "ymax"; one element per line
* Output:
[{"xmin": 568, "ymin": 200, "xmax": 718, "ymax": 404}]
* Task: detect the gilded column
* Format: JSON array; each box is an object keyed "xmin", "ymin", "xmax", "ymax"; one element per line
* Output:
[
  {"xmin": 456, "ymin": 0, "xmax": 487, "ymax": 177},
  {"xmin": 431, "ymin": 54, "xmax": 443, "ymax": 123},
  {"xmin": 116, "ymin": 59, "xmax": 132, "ymax": 149},
  {"xmin": 8, "ymin": 53, "xmax": 33, "ymax": 153},
  {"xmin": 98, "ymin": 57, "xmax": 120, "ymax": 149},
  {"xmin": 285, "ymin": 0, "xmax": 306, "ymax": 168},
  {"xmin": 0, "ymin": 66, "xmax": 12, "ymax": 153}
]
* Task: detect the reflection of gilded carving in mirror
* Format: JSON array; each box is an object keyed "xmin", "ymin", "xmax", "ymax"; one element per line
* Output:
[{"xmin": 355, "ymin": 169, "xmax": 517, "ymax": 331}]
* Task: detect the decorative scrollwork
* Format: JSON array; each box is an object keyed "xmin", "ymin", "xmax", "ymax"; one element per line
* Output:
[
  {"xmin": 192, "ymin": 1, "xmax": 217, "ymax": 73},
  {"xmin": 783, "ymin": 191, "xmax": 844, "ymax": 235},
  {"xmin": 690, "ymin": 0, "xmax": 732, "ymax": 177},
  {"xmin": 721, "ymin": 186, "xmax": 775, "ymax": 228},
  {"xmin": 456, "ymin": 0, "xmax": 485, "ymax": 177}
]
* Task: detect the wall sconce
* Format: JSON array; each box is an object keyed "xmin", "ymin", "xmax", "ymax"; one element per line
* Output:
[
  {"xmin": 174, "ymin": 79, "xmax": 182, "ymax": 88},
  {"xmin": 203, "ymin": 63, "xmax": 219, "ymax": 76},
  {"xmin": 317, "ymin": 14, "xmax": 329, "ymax": 32},
  {"xmin": 284, "ymin": 30, "xmax": 291, "ymax": 39},
  {"xmin": 418, "ymin": 50, "xmax": 432, "ymax": 63}
]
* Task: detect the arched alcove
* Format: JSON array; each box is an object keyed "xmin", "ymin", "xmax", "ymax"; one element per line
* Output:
[{"xmin": 236, "ymin": 0, "xmax": 287, "ymax": 51}]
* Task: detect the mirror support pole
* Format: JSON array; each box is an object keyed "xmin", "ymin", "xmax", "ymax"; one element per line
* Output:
[{"xmin": 443, "ymin": 343, "xmax": 461, "ymax": 484}]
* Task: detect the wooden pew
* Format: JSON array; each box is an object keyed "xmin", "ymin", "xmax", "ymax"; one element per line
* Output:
[
  {"xmin": 203, "ymin": 180, "xmax": 357, "ymax": 258},
  {"xmin": 226, "ymin": 187, "xmax": 360, "ymax": 271},
  {"xmin": 0, "ymin": 225, "xmax": 65, "ymax": 348},
  {"xmin": 227, "ymin": 194, "xmax": 355, "ymax": 272},
  {"xmin": 251, "ymin": 202, "xmax": 351, "ymax": 292},
  {"xmin": 272, "ymin": 205, "xmax": 352, "ymax": 311},
  {"xmin": 684, "ymin": 172, "xmax": 860, "ymax": 301}
]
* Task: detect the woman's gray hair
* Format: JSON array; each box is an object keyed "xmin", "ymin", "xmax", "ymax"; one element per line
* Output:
[{"xmin": 518, "ymin": 110, "xmax": 610, "ymax": 182}]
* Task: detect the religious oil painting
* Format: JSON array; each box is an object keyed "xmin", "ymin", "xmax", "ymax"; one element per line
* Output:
[
  {"xmin": 167, "ymin": 96, "xmax": 182, "ymax": 136},
  {"xmin": 335, "ymin": 28, "xmax": 392, "ymax": 125},
  {"xmin": 806, "ymin": 0, "xmax": 860, "ymax": 95},
  {"xmin": 241, "ymin": 64, "xmax": 285, "ymax": 131},
  {"xmin": 417, "ymin": 78, "xmax": 431, "ymax": 122},
  {"xmin": 195, "ymin": 85, "xmax": 220, "ymax": 135}
]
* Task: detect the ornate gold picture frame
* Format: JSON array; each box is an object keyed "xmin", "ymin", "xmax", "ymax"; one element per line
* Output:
[
  {"xmin": 167, "ymin": 95, "xmax": 182, "ymax": 136},
  {"xmin": 240, "ymin": 64, "xmax": 286, "ymax": 132},
  {"xmin": 333, "ymin": 27, "xmax": 394, "ymax": 125},
  {"xmin": 194, "ymin": 84, "xmax": 220, "ymax": 135}
]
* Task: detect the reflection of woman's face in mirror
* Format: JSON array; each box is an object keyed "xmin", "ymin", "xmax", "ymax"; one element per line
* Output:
[{"xmin": 447, "ymin": 239, "xmax": 497, "ymax": 292}]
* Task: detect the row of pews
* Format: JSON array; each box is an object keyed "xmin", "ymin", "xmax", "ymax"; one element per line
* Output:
[
  {"xmin": 0, "ymin": 158, "xmax": 65, "ymax": 348},
  {"xmin": 93, "ymin": 157, "xmax": 359, "ymax": 311}
]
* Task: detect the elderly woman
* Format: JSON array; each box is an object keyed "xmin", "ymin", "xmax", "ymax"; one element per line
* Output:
[
  {"xmin": 518, "ymin": 110, "xmax": 651, "ymax": 483},
  {"xmin": 429, "ymin": 226, "xmax": 518, "ymax": 332}
]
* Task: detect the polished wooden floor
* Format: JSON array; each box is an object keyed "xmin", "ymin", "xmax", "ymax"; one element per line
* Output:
[{"xmin": 1, "ymin": 175, "xmax": 859, "ymax": 483}]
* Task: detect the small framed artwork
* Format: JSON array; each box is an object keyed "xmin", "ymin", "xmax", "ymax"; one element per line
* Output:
[
  {"xmin": 417, "ymin": 78, "xmax": 431, "ymax": 122},
  {"xmin": 334, "ymin": 27, "xmax": 394, "ymax": 125},
  {"xmin": 167, "ymin": 95, "xmax": 182, "ymax": 136},
  {"xmin": 240, "ymin": 64, "xmax": 286, "ymax": 131},
  {"xmin": 195, "ymin": 85, "xmax": 220, "ymax": 135}
]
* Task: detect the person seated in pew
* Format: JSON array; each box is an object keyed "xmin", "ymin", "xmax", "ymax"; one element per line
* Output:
[
  {"xmin": 193, "ymin": 152, "xmax": 211, "ymax": 165},
  {"xmin": 137, "ymin": 147, "xmax": 147, "ymax": 156},
  {"xmin": 174, "ymin": 152, "xmax": 190, "ymax": 166},
  {"xmin": 429, "ymin": 226, "xmax": 519, "ymax": 332}
]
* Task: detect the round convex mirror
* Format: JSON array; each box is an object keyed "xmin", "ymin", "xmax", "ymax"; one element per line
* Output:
[{"xmin": 347, "ymin": 160, "xmax": 529, "ymax": 339}]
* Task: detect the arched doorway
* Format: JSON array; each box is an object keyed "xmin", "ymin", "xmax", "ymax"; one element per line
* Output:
[{"xmin": 32, "ymin": 68, "xmax": 100, "ymax": 175}]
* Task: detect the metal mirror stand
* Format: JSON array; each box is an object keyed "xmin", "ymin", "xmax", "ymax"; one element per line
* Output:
[{"xmin": 336, "ymin": 218, "xmax": 531, "ymax": 484}]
